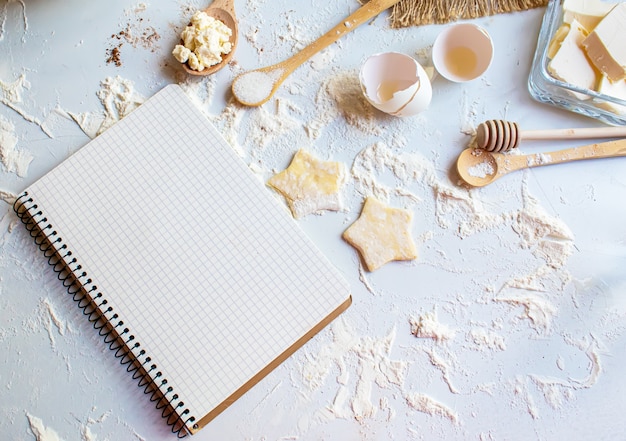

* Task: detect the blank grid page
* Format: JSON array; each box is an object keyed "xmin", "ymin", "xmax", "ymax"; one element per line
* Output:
[{"xmin": 26, "ymin": 85, "xmax": 350, "ymax": 430}]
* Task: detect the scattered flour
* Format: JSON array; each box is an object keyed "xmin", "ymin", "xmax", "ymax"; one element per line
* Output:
[
  {"xmin": 0, "ymin": 73, "xmax": 29, "ymax": 106},
  {"xmin": 0, "ymin": 73, "xmax": 51, "ymax": 137},
  {"xmin": 65, "ymin": 110, "xmax": 103, "ymax": 140},
  {"xmin": 94, "ymin": 76, "xmax": 145, "ymax": 136},
  {"xmin": 0, "ymin": 115, "xmax": 33, "ymax": 177},
  {"xmin": 526, "ymin": 153, "xmax": 552, "ymax": 166},
  {"xmin": 300, "ymin": 316, "xmax": 466, "ymax": 428},
  {"xmin": 215, "ymin": 99, "xmax": 246, "ymax": 158},
  {"xmin": 300, "ymin": 319, "xmax": 408, "ymax": 422},
  {"xmin": 358, "ymin": 264, "xmax": 379, "ymax": 296},
  {"xmin": 424, "ymin": 347, "xmax": 461, "ymax": 394},
  {"xmin": 495, "ymin": 293, "xmax": 557, "ymax": 335},
  {"xmin": 26, "ymin": 413, "xmax": 65, "ymax": 441},
  {"xmin": 246, "ymin": 99, "xmax": 301, "ymax": 152},
  {"xmin": 310, "ymin": 47, "xmax": 337, "ymax": 71},
  {"xmin": 512, "ymin": 188, "xmax": 574, "ymax": 268},
  {"xmin": 41, "ymin": 298, "xmax": 72, "ymax": 350},
  {"xmin": 307, "ymin": 71, "xmax": 379, "ymax": 139},
  {"xmin": 62, "ymin": 76, "xmax": 144, "ymax": 138},
  {"xmin": 513, "ymin": 376, "xmax": 539, "ymax": 419},
  {"xmin": 468, "ymin": 328, "xmax": 506, "ymax": 351},
  {"xmin": 351, "ymin": 141, "xmax": 436, "ymax": 202},
  {"xmin": 179, "ymin": 75, "xmax": 218, "ymax": 111},
  {"xmin": 0, "ymin": 188, "xmax": 17, "ymax": 204},
  {"xmin": 405, "ymin": 393, "xmax": 459, "ymax": 424},
  {"xmin": 409, "ymin": 310, "xmax": 455, "ymax": 343}
]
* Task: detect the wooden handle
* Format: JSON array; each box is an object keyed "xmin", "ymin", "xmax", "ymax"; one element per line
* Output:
[
  {"xmin": 208, "ymin": 0, "xmax": 236, "ymax": 15},
  {"xmin": 521, "ymin": 126, "xmax": 626, "ymax": 141},
  {"xmin": 278, "ymin": 0, "xmax": 401, "ymax": 73},
  {"xmin": 501, "ymin": 139, "xmax": 626, "ymax": 174}
]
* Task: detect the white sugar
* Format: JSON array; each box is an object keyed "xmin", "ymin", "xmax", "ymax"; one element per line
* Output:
[{"xmin": 232, "ymin": 69, "xmax": 283, "ymax": 104}]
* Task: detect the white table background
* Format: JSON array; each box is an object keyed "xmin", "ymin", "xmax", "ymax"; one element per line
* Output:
[{"xmin": 2, "ymin": 0, "xmax": 626, "ymax": 440}]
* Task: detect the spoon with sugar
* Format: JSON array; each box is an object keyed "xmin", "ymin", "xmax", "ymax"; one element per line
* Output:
[
  {"xmin": 181, "ymin": 0, "xmax": 239, "ymax": 76},
  {"xmin": 231, "ymin": 0, "xmax": 402, "ymax": 106},
  {"xmin": 457, "ymin": 139, "xmax": 626, "ymax": 187}
]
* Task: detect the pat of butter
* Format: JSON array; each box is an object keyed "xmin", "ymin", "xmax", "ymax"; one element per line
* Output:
[
  {"xmin": 548, "ymin": 19, "xmax": 597, "ymax": 100},
  {"xmin": 547, "ymin": 23, "xmax": 571, "ymax": 59},
  {"xmin": 582, "ymin": 2, "xmax": 626, "ymax": 81},
  {"xmin": 563, "ymin": 0, "xmax": 615, "ymax": 30},
  {"xmin": 596, "ymin": 75, "xmax": 626, "ymax": 114}
]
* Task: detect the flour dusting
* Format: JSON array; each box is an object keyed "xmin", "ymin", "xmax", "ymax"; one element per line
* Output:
[
  {"xmin": 405, "ymin": 393, "xmax": 459, "ymax": 424},
  {"xmin": 0, "ymin": 115, "xmax": 33, "ymax": 177},
  {"xmin": 468, "ymin": 328, "xmax": 506, "ymax": 351},
  {"xmin": 495, "ymin": 293, "xmax": 557, "ymax": 334},
  {"xmin": 307, "ymin": 71, "xmax": 379, "ymax": 139},
  {"xmin": 513, "ymin": 376, "xmax": 539, "ymax": 419},
  {"xmin": 300, "ymin": 319, "xmax": 408, "ymax": 422},
  {"xmin": 26, "ymin": 413, "xmax": 65, "ymax": 441},
  {"xmin": 0, "ymin": 73, "xmax": 48, "ymax": 133},
  {"xmin": 246, "ymin": 100, "xmax": 300, "ymax": 152},
  {"xmin": 409, "ymin": 310, "xmax": 455, "ymax": 343},
  {"xmin": 95, "ymin": 76, "xmax": 145, "ymax": 135},
  {"xmin": 530, "ymin": 334, "xmax": 603, "ymax": 405}
]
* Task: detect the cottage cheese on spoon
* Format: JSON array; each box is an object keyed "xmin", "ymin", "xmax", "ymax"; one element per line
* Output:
[{"xmin": 172, "ymin": 11, "xmax": 232, "ymax": 71}]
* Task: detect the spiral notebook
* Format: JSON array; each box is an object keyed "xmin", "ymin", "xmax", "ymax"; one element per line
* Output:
[{"xmin": 13, "ymin": 84, "xmax": 351, "ymax": 437}]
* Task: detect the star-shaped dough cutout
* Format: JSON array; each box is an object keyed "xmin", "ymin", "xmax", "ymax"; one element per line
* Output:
[
  {"xmin": 342, "ymin": 197, "xmax": 417, "ymax": 271},
  {"xmin": 268, "ymin": 149, "xmax": 347, "ymax": 219}
]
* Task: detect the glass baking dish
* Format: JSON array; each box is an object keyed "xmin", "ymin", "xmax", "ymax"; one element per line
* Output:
[{"xmin": 528, "ymin": 0, "xmax": 626, "ymax": 126}]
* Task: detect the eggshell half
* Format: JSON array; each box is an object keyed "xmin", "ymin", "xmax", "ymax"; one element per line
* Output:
[
  {"xmin": 359, "ymin": 52, "xmax": 433, "ymax": 117},
  {"xmin": 432, "ymin": 23, "xmax": 494, "ymax": 83}
]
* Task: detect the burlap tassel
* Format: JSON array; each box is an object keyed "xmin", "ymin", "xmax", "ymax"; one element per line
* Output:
[{"xmin": 388, "ymin": 0, "xmax": 548, "ymax": 27}]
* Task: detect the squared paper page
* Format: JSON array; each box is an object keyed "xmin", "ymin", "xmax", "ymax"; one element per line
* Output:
[{"xmin": 25, "ymin": 85, "xmax": 351, "ymax": 432}]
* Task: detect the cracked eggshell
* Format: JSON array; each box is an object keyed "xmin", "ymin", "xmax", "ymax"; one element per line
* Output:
[{"xmin": 359, "ymin": 52, "xmax": 432, "ymax": 117}]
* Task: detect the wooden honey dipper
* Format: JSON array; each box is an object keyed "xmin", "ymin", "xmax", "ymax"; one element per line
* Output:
[{"xmin": 475, "ymin": 119, "xmax": 626, "ymax": 152}]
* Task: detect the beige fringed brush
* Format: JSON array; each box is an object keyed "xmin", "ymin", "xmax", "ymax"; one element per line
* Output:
[{"xmin": 388, "ymin": 0, "xmax": 549, "ymax": 27}]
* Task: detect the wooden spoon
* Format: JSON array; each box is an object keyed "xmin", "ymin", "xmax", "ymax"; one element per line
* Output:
[
  {"xmin": 181, "ymin": 0, "xmax": 239, "ymax": 76},
  {"xmin": 457, "ymin": 139, "xmax": 626, "ymax": 187},
  {"xmin": 231, "ymin": 0, "xmax": 402, "ymax": 106}
]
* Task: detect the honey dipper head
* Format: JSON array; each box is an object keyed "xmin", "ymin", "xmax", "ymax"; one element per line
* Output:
[{"xmin": 475, "ymin": 119, "xmax": 520, "ymax": 152}]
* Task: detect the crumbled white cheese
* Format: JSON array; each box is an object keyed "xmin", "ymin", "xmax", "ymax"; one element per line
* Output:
[{"xmin": 173, "ymin": 11, "xmax": 232, "ymax": 71}]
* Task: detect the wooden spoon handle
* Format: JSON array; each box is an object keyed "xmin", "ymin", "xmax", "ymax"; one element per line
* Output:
[
  {"xmin": 208, "ymin": 0, "xmax": 236, "ymax": 15},
  {"xmin": 521, "ymin": 126, "xmax": 626, "ymax": 141},
  {"xmin": 278, "ymin": 0, "xmax": 401, "ymax": 74},
  {"xmin": 501, "ymin": 139, "xmax": 626, "ymax": 174}
]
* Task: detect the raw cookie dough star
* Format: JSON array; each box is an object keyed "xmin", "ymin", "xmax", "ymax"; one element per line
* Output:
[
  {"xmin": 268, "ymin": 149, "xmax": 347, "ymax": 219},
  {"xmin": 342, "ymin": 197, "xmax": 417, "ymax": 272}
]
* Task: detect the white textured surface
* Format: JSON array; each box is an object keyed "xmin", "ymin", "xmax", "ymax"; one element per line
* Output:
[{"xmin": 2, "ymin": 1, "xmax": 626, "ymax": 440}]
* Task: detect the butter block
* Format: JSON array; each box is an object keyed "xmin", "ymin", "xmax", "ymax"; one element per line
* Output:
[
  {"xmin": 548, "ymin": 19, "xmax": 598, "ymax": 100},
  {"xmin": 563, "ymin": 0, "xmax": 615, "ymax": 30},
  {"xmin": 548, "ymin": 23, "xmax": 571, "ymax": 59},
  {"xmin": 596, "ymin": 75, "xmax": 626, "ymax": 114},
  {"xmin": 582, "ymin": 2, "xmax": 626, "ymax": 81}
]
